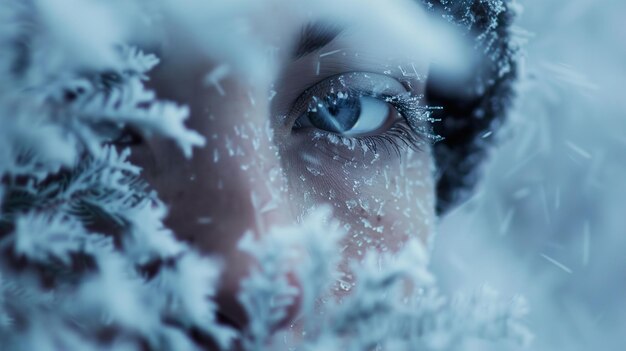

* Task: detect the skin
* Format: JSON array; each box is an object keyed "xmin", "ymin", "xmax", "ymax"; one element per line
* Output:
[{"xmin": 128, "ymin": 0, "xmax": 437, "ymax": 335}]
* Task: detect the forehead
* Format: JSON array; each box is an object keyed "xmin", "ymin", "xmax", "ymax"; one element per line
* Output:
[{"xmin": 252, "ymin": 0, "xmax": 431, "ymax": 52}]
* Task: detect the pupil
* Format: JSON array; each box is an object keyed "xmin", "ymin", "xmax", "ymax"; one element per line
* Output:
[{"xmin": 310, "ymin": 95, "xmax": 361, "ymax": 133}]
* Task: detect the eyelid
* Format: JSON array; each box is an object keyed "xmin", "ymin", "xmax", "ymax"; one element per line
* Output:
[{"xmin": 286, "ymin": 72, "xmax": 409, "ymax": 129}]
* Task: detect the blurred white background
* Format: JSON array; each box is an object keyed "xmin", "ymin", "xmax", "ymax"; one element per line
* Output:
[{"xmin": 432, "ymin": 0, "xmax": 626, "ymax": 350}]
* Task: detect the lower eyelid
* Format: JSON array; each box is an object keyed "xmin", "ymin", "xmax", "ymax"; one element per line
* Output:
[
  {"xmin": 297, "ymin": 120, "xmax": 427, "ymax": 159},
  {"xmin": 356, "ymin": 122, "xmax": 429, "ymax": 155}
]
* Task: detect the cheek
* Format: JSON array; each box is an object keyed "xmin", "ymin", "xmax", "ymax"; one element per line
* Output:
[{"xmin": 281, "ymin": 133, "xmax": 436, "ymax": 261}]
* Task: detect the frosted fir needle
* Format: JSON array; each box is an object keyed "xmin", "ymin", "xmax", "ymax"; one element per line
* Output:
[
  {"xmin": 582, "ymin": 221, "xmax": 590, "ymax": 266},
  {"xmin": 540, "ymin": 185, "xmax": 550, "ymax": 224},
  {"xmin": 411, "ymin": 62, "xmax": 420, "ymax": 78},
  {"xmin": 499, "ymin": 208, "xmax": 515, "ymax": 236},
  {"xmin": 204, "ymin": 64, "xmax": 230, "ymax": 96},
  {"xmin": 319, "ymin": 49, "xmax": 342, "ymax": 58},
  {"xmin": 541, "ymin": 254, "xmax": 573, "ymax": 274},
  {"xmin": 565, "ymin": 140, "xmax": 592, "ymax": 159},
  {"xmin": 398, "ymin": 65, "xmax": 409, "ymax": 77},
  {"xmin": 554, "ymin": 186, "xmax": 561, "ymax": 210}
]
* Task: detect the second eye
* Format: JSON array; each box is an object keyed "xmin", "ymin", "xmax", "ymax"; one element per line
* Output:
[{"xmin": 293, "ymin": 92, "xmax": 396, "ymax": 137}]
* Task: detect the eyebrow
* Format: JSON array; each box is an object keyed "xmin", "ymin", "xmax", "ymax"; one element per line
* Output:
[{"xmin": 292, "ymin": 21, "xmax": 344, "ymax": 59}]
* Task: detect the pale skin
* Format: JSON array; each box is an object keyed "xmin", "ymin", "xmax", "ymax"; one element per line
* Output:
[{"xmin": 123, "ymin": 0, "xmax": 437, "ymax": 335}]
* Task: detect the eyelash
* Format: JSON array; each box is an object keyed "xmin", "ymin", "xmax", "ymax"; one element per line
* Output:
[
  {"xmin": 310, "ymin": 89, "xmax": 441, "ymax": 156},
  {"xmin": 331, "ymin": 123, "xmax": 424, "ymax": 156}
]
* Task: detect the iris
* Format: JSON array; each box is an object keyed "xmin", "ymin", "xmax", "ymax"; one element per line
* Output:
[{"xmin": 302, "ymin": 93, "xmax": 390, "ymax": 137}]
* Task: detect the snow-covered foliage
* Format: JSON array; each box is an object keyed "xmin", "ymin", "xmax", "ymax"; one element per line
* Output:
[
  {"xmin": 236, "ymin": 208, "xmax": 531, "ymax": 351},
  {"xmin": 0, "ymin": 1, "xmax": 531, "ymax": 350},
  {"xmin": 0, "ymin": 1, "xmax": 227, "ymax": 349}
]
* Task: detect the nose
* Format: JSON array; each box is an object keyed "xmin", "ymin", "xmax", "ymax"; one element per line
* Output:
[
  {"xmin": 203, "ymin": 76, "xmax": 294, "ymax": 239},
  {"xmin": 203, "ymin": 83, "xmax": 296, "ymax": 329}
]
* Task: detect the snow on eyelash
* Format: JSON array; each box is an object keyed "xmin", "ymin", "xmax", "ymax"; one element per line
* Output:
[
  {"xmin": 385, "ymin": 93, "xmax": 444, "ymax": 142},
  {"xmin": 307, "ymin": 89, "xmax": 443, "ymax": 156}
]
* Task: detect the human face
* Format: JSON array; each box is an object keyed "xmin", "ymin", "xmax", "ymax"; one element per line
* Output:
[{"xmin": 123, "ymin": 0, "xmax": 438, "ymax": 330}]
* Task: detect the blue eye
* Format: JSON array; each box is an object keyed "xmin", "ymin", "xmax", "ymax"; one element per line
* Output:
[
  {"xmin": 289, "ymin": 72, "xmax": 437, "ymax": 155},
  {"xmin": 295, "ymin": 92, "xmax": 392, "ymax": 137}
]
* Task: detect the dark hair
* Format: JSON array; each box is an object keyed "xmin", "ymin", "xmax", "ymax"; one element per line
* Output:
[{"xmin": 420, "ymin": 0, "xmax": 522, "ymax": 214}]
